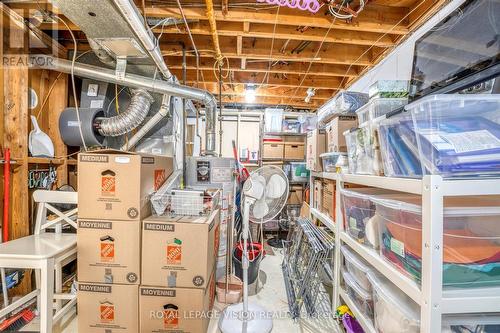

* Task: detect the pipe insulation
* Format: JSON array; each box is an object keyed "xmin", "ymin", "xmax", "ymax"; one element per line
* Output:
[
  {"xmin": 97, "ymin": 89, "xmax": 154, "ymax": 137},
  {"xmin": 33, "ymin": 55, "xmax": 218, "ymax": 155}
]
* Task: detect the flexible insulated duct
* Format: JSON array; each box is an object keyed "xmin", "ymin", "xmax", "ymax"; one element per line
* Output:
[{"xmin": 97, "ymin": 89, "xmax": 154, "ymax": 137}]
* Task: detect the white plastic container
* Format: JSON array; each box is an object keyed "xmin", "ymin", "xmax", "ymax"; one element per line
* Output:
[
  {"xmin": 264, "ymin": 108, "xmax": 284, "ymax": 133},
  {"xmin": 374, "ymin": 196, "xmax": 500, "ymax": 288},
  {"xmin": 342, "ymin": 269, "xmax": 373, "ymax": 321},
  {"xmin": 356, "ymin": 98, "xmax": 408, "ymax": 126},
  {"xmin": 368, "ymin": 272, "xmax": 420, "ymax": 333},
  {"xmin": 378, "ymin": 94, "xmax": 500, "ymax": 178},
  {"xmin": 341, "ymin": 246, "xmax": 373, "ymax": 291},
  {"xmin": 320, "ymin": 152, "xmax": 346, "ymax": 172}
]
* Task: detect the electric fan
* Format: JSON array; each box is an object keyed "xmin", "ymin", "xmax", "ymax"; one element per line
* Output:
[{"xmin": 219, "ymin": 165, "xmax": 289, "ymax": 333}]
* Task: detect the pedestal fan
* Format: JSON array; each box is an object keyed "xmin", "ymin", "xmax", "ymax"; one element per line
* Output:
[{"xmin": 219, "ymin": 165, "xmax": 289, "ymax": 333}]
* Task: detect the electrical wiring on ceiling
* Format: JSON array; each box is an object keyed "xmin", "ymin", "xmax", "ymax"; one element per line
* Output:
[
  {"xmin": 280, "ymin": 0, "xmax": 348, "ymax": 108},
  {"xmin": 326, "ymin": 0, "xmax": 366, "ymax": 20},
  {"xmin": 258, "ymin": 5, "xmax": 281, "ymax": 89}
]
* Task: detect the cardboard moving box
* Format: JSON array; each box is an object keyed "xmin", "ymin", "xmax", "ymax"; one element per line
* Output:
[
  {"xmin": 306, "ymin": 129, "xmax": 326, "ymax": 171},
  {"xmin": 284, "ymin": 142, "xmax": 305, "ymax": 160},
  {"xmin": 287, "ymin": 185, "xmax": 304, "ymax": 205},
  {"xmin": 142, "ymin": 210, "xmax": 220, "ymax": 289},
  {"xmin": 78, "ymin": 283, "xmax": 138, "ymax": 333},
  {"xmin": 78, "ymin": 150, "xmax": 173, "ymax": 221},
  {"xmin": 326, "ymin": 116, "xmax": 357, "ymax": 152},
  {"xmin": 321, "ymin": 180, "xmax": 335, "ymax": 219},
  {"xmin": 262, "ymin": 142, "xmax": 284, "ymax": 159},
  {"xmin": 139, "ymin": 273, "xmax": 215, "ymax": 333},
  {"xmin": 77, "ymin": 219, "xmax": 141, "ymax": 285}
]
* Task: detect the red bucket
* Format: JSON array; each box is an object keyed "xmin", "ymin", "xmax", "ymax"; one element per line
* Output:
[{"xmin": 235, "ymin": 242, "xmax": 265, "ymax": 261}]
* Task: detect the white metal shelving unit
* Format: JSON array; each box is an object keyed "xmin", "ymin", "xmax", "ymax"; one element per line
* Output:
[{"xmin": 308, "ymin": 171, "xmax": 500, "ymax": 332}]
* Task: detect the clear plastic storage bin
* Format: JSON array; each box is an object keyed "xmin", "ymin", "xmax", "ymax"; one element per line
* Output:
[
  {"xmin": 320, "ymin": 152, "xmax": 346, "ymax": 172},
  {"xmin": 340, "ymin": 188, "xmax": 401, "ymax": 249},
  {"xmin": 341, "ymin": 246, "xmax": 373, "ymax": 291},
  {"xmin": 356, "ymin": 98, "xmax": 408, "ymax": 125},
  {"xmin": 368, "ymin": 272, "xmax": 420, "ymax": 333},
  {"xmin": 342, "ymin": 269, "xmax": 373, "ymax": 321},
  {"xmin": 373, "ymin": 196, "xmax": 500, "ymax": 288},
  {"xmin": 288, "ymin": 162, "xmax": 309, "ymax": 182},
  {"xmin": 378, "ymin": 94, "xmax": 500, "ymax": 178}
]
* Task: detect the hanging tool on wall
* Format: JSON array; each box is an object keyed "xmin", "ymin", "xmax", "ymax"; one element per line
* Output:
[{"xmin": 28, "ymin": 165, "xmax": 57, "ymax": 190}]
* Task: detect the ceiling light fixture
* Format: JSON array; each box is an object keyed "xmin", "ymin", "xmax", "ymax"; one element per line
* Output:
[
  {"xmin": 245, "ymin": 84, "xmax": 257, "ymax": 103},
  {"xmin": 305, "ymin": 87, "xmax": 316, "ymax": 103}
]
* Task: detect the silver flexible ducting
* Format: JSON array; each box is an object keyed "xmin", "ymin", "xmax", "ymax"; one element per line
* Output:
[
  {"xmin": 98, "ymin": 89, "xmax": 154, "ymax": 137},
  {"xmin": 122, "ymin": 94, "xmax": 171, "ymax": 150}
]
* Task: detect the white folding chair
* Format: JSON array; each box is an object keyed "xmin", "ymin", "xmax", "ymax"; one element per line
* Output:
[{"xmin": 0, "ymin": 190, "xmax": 77, "ymax": 333}]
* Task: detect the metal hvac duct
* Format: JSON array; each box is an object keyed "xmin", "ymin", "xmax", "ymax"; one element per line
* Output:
[
  {"xmin": 33, "ymin": 55, "xmax": 218, "ymax": 154},
  {"xmin": 111, "ymin": 0, "xmax": 173, "ymax": 81}
]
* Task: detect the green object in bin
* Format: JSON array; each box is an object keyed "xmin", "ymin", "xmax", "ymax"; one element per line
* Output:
[{"xmin": 294, "ymin": 164, "xmax": 310, "ymax": 178}]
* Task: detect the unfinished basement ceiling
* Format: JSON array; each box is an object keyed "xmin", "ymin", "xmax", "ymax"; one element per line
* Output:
[{"xmin": 6, "ymin": 0, "xmax": 446, "ymax": 110}]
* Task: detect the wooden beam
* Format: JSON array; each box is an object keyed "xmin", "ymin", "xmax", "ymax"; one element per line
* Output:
[
  {"xmin": 155, "ymin": 34, "xmax": 374, "ymax": 66},
  {"xmin": 143, "ymin": 5, "xmax": 409, "ymax": 34},
  {"xmin": 164, "ymin": 56, "xmax": 359, "ymax": 77},
  {"xmin": 40, "ymin": 19, "xmax": 396, "ymax": 48},
  {"xmin": 221, "ymin": 95, "xmax": 320, "ymax": 109},
  {"xmin": 201, "ymin": 83, "xmax": 335, "ymax": 100},
  {"xmin": 170, "ymin": 69, "xmax": 343, "ymax": 89},
  {"xmin": 408, "ymin": 0, "xmax": 447, "ymax": 30}
]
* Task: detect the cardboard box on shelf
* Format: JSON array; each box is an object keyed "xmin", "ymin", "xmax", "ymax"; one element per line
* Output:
[
  {"xmin": 139, "ymin": 272, "xmax": 215, "ymax": 333},
  {"xmin": 287, "ymin": 185, "xmax": 304, "ymax": 205},
  {"xmin": 262, "ymin": 142, "xmax": 284, "ymax": 159},
  {"xmin": 306, "ymin": 129, "xmax": 326, "ymax": 171},
  {"xmin": 78, "ymin": 283, "xmax": 138, "ymax": 333},
  {"xmin": 141, "ymin": 210, "xmax": 220, "ymax": 289},
  {"xmin": 284, "ymin": 142, "xmax": 305, "ymax": 160},
  {"xmin": 78, "ymin": 150, "xmax": 173, "ymax": 221},
  {"xmin": 77, "ymin": 219, "xmax": 141, "ymax": 285},
  {"xmin": 326, "ymin": 116, "xmax": 357, "ymax": 152},
  {"xmin": 313, "ymin": 179, "xmax": 323, "ymax": 210},
  {"xmin": 321, "ymin": 180, "xmax": 335, "ymax": 219}
]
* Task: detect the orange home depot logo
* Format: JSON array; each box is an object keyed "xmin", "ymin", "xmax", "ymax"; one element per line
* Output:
[
  {"xmin": 101, "ymin": 170, "xmax": 116, "ymax": 196},
  {"xmin": 163, "ymin": 304, "xmax": 179, "ymax": 329},
  {"xmin": 166, "ymin": 239, "xmax": 182, "ymax": 265},
  {"xmin": 154, "ymin": 169, "xmax": 166, "ymax": 191},
  {"xmin": 100, "ymin": 236, "xmax": 115, "ymax": 262},
  {"xmin": 99, "ymin": 302, "xmax": 115, "ymax": 323}
]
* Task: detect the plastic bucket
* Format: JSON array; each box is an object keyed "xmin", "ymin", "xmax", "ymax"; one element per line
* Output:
[
  {"xmin": 235, "ymin": 242, "xmax": 265, "ymax": 261},
  {"xmin": 233, "ymin": 248, "xmax": 263, "ymax": 285}
]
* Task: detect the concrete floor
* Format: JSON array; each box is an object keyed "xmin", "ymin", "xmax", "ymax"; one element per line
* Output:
[{"xmin": 23, "ymin": 247, "xmax": 341, "ymax": 333}]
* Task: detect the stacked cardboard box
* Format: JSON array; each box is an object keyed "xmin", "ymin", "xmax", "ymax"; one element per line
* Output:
[
  {"xmin": 140, "ymin": 212, "xmax": 219, "ymax": 332},
  {"xmin": 77, "ymin": 150, "xmax": 173, "ymax": 332},
  {"xmin": 306, "ymin": 129, "xmax": 326, "ymax": 171}
]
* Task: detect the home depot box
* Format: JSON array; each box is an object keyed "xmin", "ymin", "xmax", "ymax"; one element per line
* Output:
[
  {"xmin": 77, "ymin": 219, "xmax": 141, "ymax": 285},
  {"xmin": 306, "ymin": 129, "xmax": 326, "ymax": 171},
  {"xmin": 141, "ymin": 210, "xmax": 220, "ymax": 289},
  {"xmin": 139, "ymin": 272, "xmax": 215, "ymax": 333},
  {"xmin": 326, "ymin": 116, "xmax": 357, "ymax": 152},
  {"xmin": 321, "ymin": 180, "xmax": 335, "ymax": 219},
  {"xmin": 78, "ymin": 283, "xmax": 138, "ymax": 333},
  {"xmin": 78, "ymin": 150, "xmax": 173, "ymax": 221}
]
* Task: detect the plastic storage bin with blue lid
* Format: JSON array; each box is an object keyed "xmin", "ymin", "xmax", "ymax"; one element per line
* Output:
[{"xmin": 378, "ymin": 94, "xmax": 500, "ymax": 178}]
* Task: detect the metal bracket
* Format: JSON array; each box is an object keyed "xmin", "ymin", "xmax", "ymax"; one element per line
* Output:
[{"xmin": 115, "ymin": 57, "xmax": 127, "ymax": 80}]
